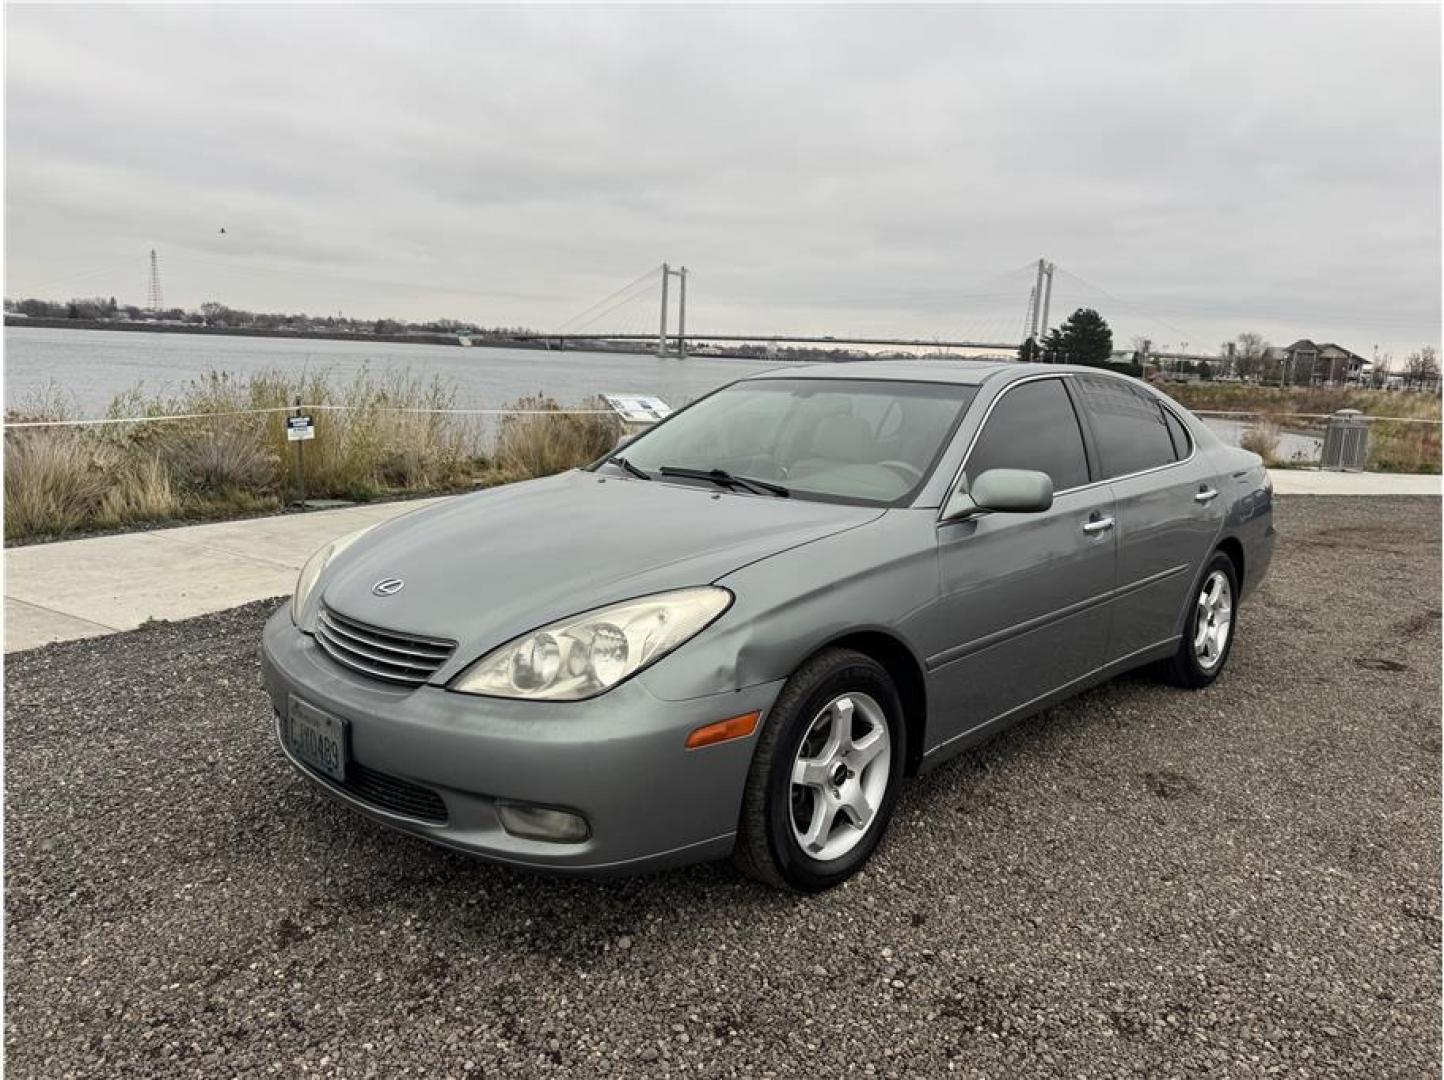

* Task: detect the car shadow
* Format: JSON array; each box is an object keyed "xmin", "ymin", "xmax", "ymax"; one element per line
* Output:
[{"xmin": 268, "ymin": 667, "xmax": 1168, "ymax": 963}]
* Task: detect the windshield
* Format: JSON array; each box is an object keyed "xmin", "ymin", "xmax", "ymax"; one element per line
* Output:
[{"xmin": 607, "ymin": 378, "xmax": 979, "ymax": 506}]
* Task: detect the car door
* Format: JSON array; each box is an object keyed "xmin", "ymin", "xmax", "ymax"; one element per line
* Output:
[
  {"xmin": 926, "ymin": 376, "xmax": 1118, "ymax": 754},
  {"xmin": 1071, "ymin": 375, "xmax": 1225, "ymax": 662}
]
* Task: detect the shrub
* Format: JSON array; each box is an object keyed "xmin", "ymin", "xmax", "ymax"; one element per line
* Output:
[
  {"xmin": 97, "ymin": 454, "xmax": 182, "ymax": 525},
  {"xmin": 3, "ymin": 429, "xmax": 114, "ymax": 539},
  {"xmin": 1239, "ymin": 422, "xmax": 1281, "ymax": 465},
  {"xmin": 158, "ymin": 419, "xmax": 279, "ymax": 495},
  {"xmin": 1369, "ymin": 421, "xmax": 1442, "ymax": 474}
]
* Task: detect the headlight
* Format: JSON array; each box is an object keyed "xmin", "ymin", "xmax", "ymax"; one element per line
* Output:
[
  {"xmin": 290, "ymin": 527, "xmax": 372, "ymax": 624},
  {"xmin": 451, "ymin": 587, "xmax": 732, "ymax": 701}
]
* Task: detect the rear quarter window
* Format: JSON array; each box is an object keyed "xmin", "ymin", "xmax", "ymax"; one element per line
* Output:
[{"xmin": 1161, "ymin": 405, "xmax": 1193, "ymax": 461}]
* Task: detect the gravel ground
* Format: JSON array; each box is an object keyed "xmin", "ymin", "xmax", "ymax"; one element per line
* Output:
[{"xmin": 5, "ymin": 495, "xmax": 1440, "ymax": 1078}]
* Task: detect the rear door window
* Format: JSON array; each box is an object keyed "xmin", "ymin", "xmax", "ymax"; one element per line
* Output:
[
  {"xmin": 1076, "ymin": 376, "xmax": 1177, "ymax": 479},
  {"xmin": 963, "ymin": 378, "xmax": 1089, "ymax": 492}
]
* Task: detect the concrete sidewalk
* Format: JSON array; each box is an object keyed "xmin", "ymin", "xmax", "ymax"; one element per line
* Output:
[
  {"xmin": 5, "ymin": 498, "xmax": 447, "ymax": 653},
  {"xmin": 1266, "ymin": 470, "xmax": 1440, "ymax": 496},
  {"xmin": 5, "ymin": 469, "xmax": 1440, "ymax": 654}
]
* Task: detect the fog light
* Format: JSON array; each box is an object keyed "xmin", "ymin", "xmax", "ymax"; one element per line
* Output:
[{"xmin": 496, "ymin": 800, "xmax": 590, "ymax": 843}]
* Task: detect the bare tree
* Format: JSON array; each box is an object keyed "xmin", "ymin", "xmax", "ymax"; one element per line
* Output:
[
  {"xmin": 1215, "ymin": 340, "xmax": 1240, "ymax": 378},
  {"xmin": 1404, "ymin": 346, "xmax": 1440, "ymax": 390},
  {"xmin": 1233, "ymin": 332, "xmax": 1269, "ymax": 382}
]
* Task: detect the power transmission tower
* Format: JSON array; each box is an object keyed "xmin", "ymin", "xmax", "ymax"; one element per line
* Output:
[{"xmin": 147, "ymin": 250, "xmax": 164, "ymax": 313}]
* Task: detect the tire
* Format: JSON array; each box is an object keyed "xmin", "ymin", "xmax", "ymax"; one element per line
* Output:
[
  {"xmin": 1162, "ymin": 551, "xmax": 1239, "ymax": 689},
  {"xmin": 732, "ymin": 648, "xmax": 906, "ymax": 893}
]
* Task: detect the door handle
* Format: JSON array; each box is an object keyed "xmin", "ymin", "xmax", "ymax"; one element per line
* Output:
[
  {"xmin": 1195, "ymin": 487, "xmax": 1219, "ymax": 504},
  {"xmin": 1082, "ymin": 516, "xmax": 1115, "ymax": 536}
]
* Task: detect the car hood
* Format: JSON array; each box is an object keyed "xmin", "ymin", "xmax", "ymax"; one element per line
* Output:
[{"xmin": 319, "ymin": 470, "xmax": 883, "ymax": 655}]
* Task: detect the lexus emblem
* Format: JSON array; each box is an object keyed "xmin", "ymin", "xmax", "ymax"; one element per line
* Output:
[{"xmin": 372, "ymin": 577, "xmax": 405, "ymax": 597}]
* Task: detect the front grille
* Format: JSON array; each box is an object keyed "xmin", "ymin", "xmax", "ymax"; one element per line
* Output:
[
  {"xmin": 295, "ymin": 752, "xmax": 449, "ymax": 823},
  {"xmin": 339, "ymin": 762, "xmax": 448, "ymax": 822},
  {"xmin": 314, "ymin": 606, "xmax": 456, "ymax": 686}
]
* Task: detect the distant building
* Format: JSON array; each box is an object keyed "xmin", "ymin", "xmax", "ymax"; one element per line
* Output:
[{"xmin": 1275, "ymin": 339, "xmax": 1370, "ymax": 385}]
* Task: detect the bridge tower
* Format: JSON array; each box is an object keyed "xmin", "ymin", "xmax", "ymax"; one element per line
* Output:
[
  {"xmin": 1022, "ymin": 258, "xmax": 1055, "ymax": 360},
  {"xmin": 147, "ymin": 249, "xmax": 164, "ymax": 313},
  {"xmin": 657, "ymin": 263, "xmax": 688, "ymax": 358}
]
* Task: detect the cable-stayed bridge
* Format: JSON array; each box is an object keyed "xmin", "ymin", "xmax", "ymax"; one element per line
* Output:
[{"xmin": 526, "ymin": 258, "xmax": 1196, "ymax": 358}]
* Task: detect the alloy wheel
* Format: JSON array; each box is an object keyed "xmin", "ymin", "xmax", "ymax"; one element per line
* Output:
[
  {"xmin": 789, "ymin": 692, "xmax": 892, "ymax": 862},
  {"xmin": 1193, "ymin": 569, "xmax": 1233, "ymax": 670}
]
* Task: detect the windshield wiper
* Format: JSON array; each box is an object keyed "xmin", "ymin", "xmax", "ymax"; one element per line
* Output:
[
  {"xmin": 658, "ymin": 466, "xmax": 790, "ymax": 497},
  {"xmin": 606, "ymin": 455, "xmax": 652, "ymax": 481}
]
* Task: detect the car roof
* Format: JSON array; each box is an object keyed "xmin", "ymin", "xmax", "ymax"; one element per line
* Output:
[{"xmin": 745, "ymin": 359, "xmax": 1019, "ymax": 386}]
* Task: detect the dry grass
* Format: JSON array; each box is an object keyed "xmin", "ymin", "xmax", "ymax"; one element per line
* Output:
[
  {"xmin": 493, "ymin": 395, "xmax": 621, "ymax": 481},
  {"xmin": 1166, "ymin": 382, "xmax": 1442, "ymax": 422},
  {"xmin": 3, "ymin": 428, "xmax": 115, "ymax": 539},
  {"xmin": 1368, "ymin": 421, "xmax": 1442, "ymax": 474},
  {"xmin": 5, "ymin": 371, "xmax": 614, "ymax": 542},
  {"xmin": 1239, "ymin": 422, "xmax": 1282, "ymax": 466},
  {"xmin": 97, "ymin": 455, "xmax": 182, "ymax": 526}
]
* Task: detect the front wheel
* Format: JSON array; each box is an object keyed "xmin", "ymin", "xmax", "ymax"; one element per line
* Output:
[
  {"xmin": 732, "ymin": 648, "xmax": 906, "ymax": 892},
  {"xmin": 1163, "ymin": 552, "xmax": 1238, "ymax": 688}
]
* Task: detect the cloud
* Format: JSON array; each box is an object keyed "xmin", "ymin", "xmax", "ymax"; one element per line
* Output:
[{"xmin": 6, "ymin": 3, "xmax": 1439, "ymax": 356}]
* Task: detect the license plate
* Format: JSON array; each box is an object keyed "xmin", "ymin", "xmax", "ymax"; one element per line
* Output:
[{"xmin": 285, "ymin": 697, "xmax": 349, "ymax": 782}]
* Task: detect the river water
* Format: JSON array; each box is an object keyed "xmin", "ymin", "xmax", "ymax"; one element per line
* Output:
[
  {"xmin": 3, "ymin": 326, "xmax": 787, "ymax": 417},
  {"xmin": 4, "ymin": 326, "xmax": 1316, "ymax": 457}
]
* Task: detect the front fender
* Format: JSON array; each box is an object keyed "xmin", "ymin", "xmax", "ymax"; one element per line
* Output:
[{"xmin": 637, "ymin": 510, "xmax": 938, "ymax": 702}]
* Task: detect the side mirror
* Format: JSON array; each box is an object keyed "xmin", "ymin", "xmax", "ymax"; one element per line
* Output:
[{"xmin": 942, "ymin": 468, "xmax": 1054, "ymax": 521}]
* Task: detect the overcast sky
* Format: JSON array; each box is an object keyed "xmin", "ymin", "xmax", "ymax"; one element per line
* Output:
[{"xmin": 6, "ymin": 4, "xmax": 1441, "ymax": 360}]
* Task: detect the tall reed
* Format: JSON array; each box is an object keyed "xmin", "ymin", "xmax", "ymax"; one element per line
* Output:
[{"xmin": 5, "ymin": 369, "xmax": 612, "ymax": 541}]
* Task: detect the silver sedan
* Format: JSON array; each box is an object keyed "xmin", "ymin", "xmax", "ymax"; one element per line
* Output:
[{"xmin": 261, "ymin": 360, "xmax": 1275, "ymax": 892}]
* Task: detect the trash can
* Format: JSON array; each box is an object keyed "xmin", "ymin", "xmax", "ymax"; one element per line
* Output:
[{"xmin": 1321, "ymin": 409, "xmax": 1369, "ymax": 472}]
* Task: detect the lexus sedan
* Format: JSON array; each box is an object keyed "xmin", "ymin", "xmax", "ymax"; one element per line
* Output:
[{"xmin": 262, "ymin": 361, "xmax": 1275, "ymax": 892}]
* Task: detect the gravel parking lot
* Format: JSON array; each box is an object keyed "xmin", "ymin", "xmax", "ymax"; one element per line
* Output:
[{"xmin": 5, "ymin": 495, "xmax": 1440, "ymax": 1078}]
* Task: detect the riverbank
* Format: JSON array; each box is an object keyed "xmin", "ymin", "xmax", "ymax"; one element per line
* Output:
[
  {"xmin": 4, "ymin": 369, "xmax": 619, "ymax": 542},
  {"xmin": 4, "ymin": 315, "xmax": 591, "ymax": 351}
]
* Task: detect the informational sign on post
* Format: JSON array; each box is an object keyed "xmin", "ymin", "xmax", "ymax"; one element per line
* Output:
[
  {"xmin": 602, "ymin": 395, "xmax": 671, "ymax": 425},
  {"xmin": 289, "ymin": 406, "xmax": 314, "ymax": 508}
]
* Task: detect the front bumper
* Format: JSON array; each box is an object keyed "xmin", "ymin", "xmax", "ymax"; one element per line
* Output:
[{"xmin": 260, "ymin": 607, "xmax": 783, "ymax": 875}]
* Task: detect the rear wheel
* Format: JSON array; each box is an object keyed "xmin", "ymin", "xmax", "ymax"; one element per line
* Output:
[
  {"xmin": 1163, "ymin": 552, "xmax": 1238, "ymax": 688},
  {"xmin": 732, "ymin": 648, "xmax": 906, "ymax": 892}
]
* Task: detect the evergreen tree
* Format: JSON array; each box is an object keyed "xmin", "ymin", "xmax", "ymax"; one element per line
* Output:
[{"xmin": 1041, "ymin": 308, "xmax": 1113, "ymax": 366}]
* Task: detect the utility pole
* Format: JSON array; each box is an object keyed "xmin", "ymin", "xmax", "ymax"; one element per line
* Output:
[{"xmin": 658, "ymin": 263, "xmax": 670, "ymax": 357}]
